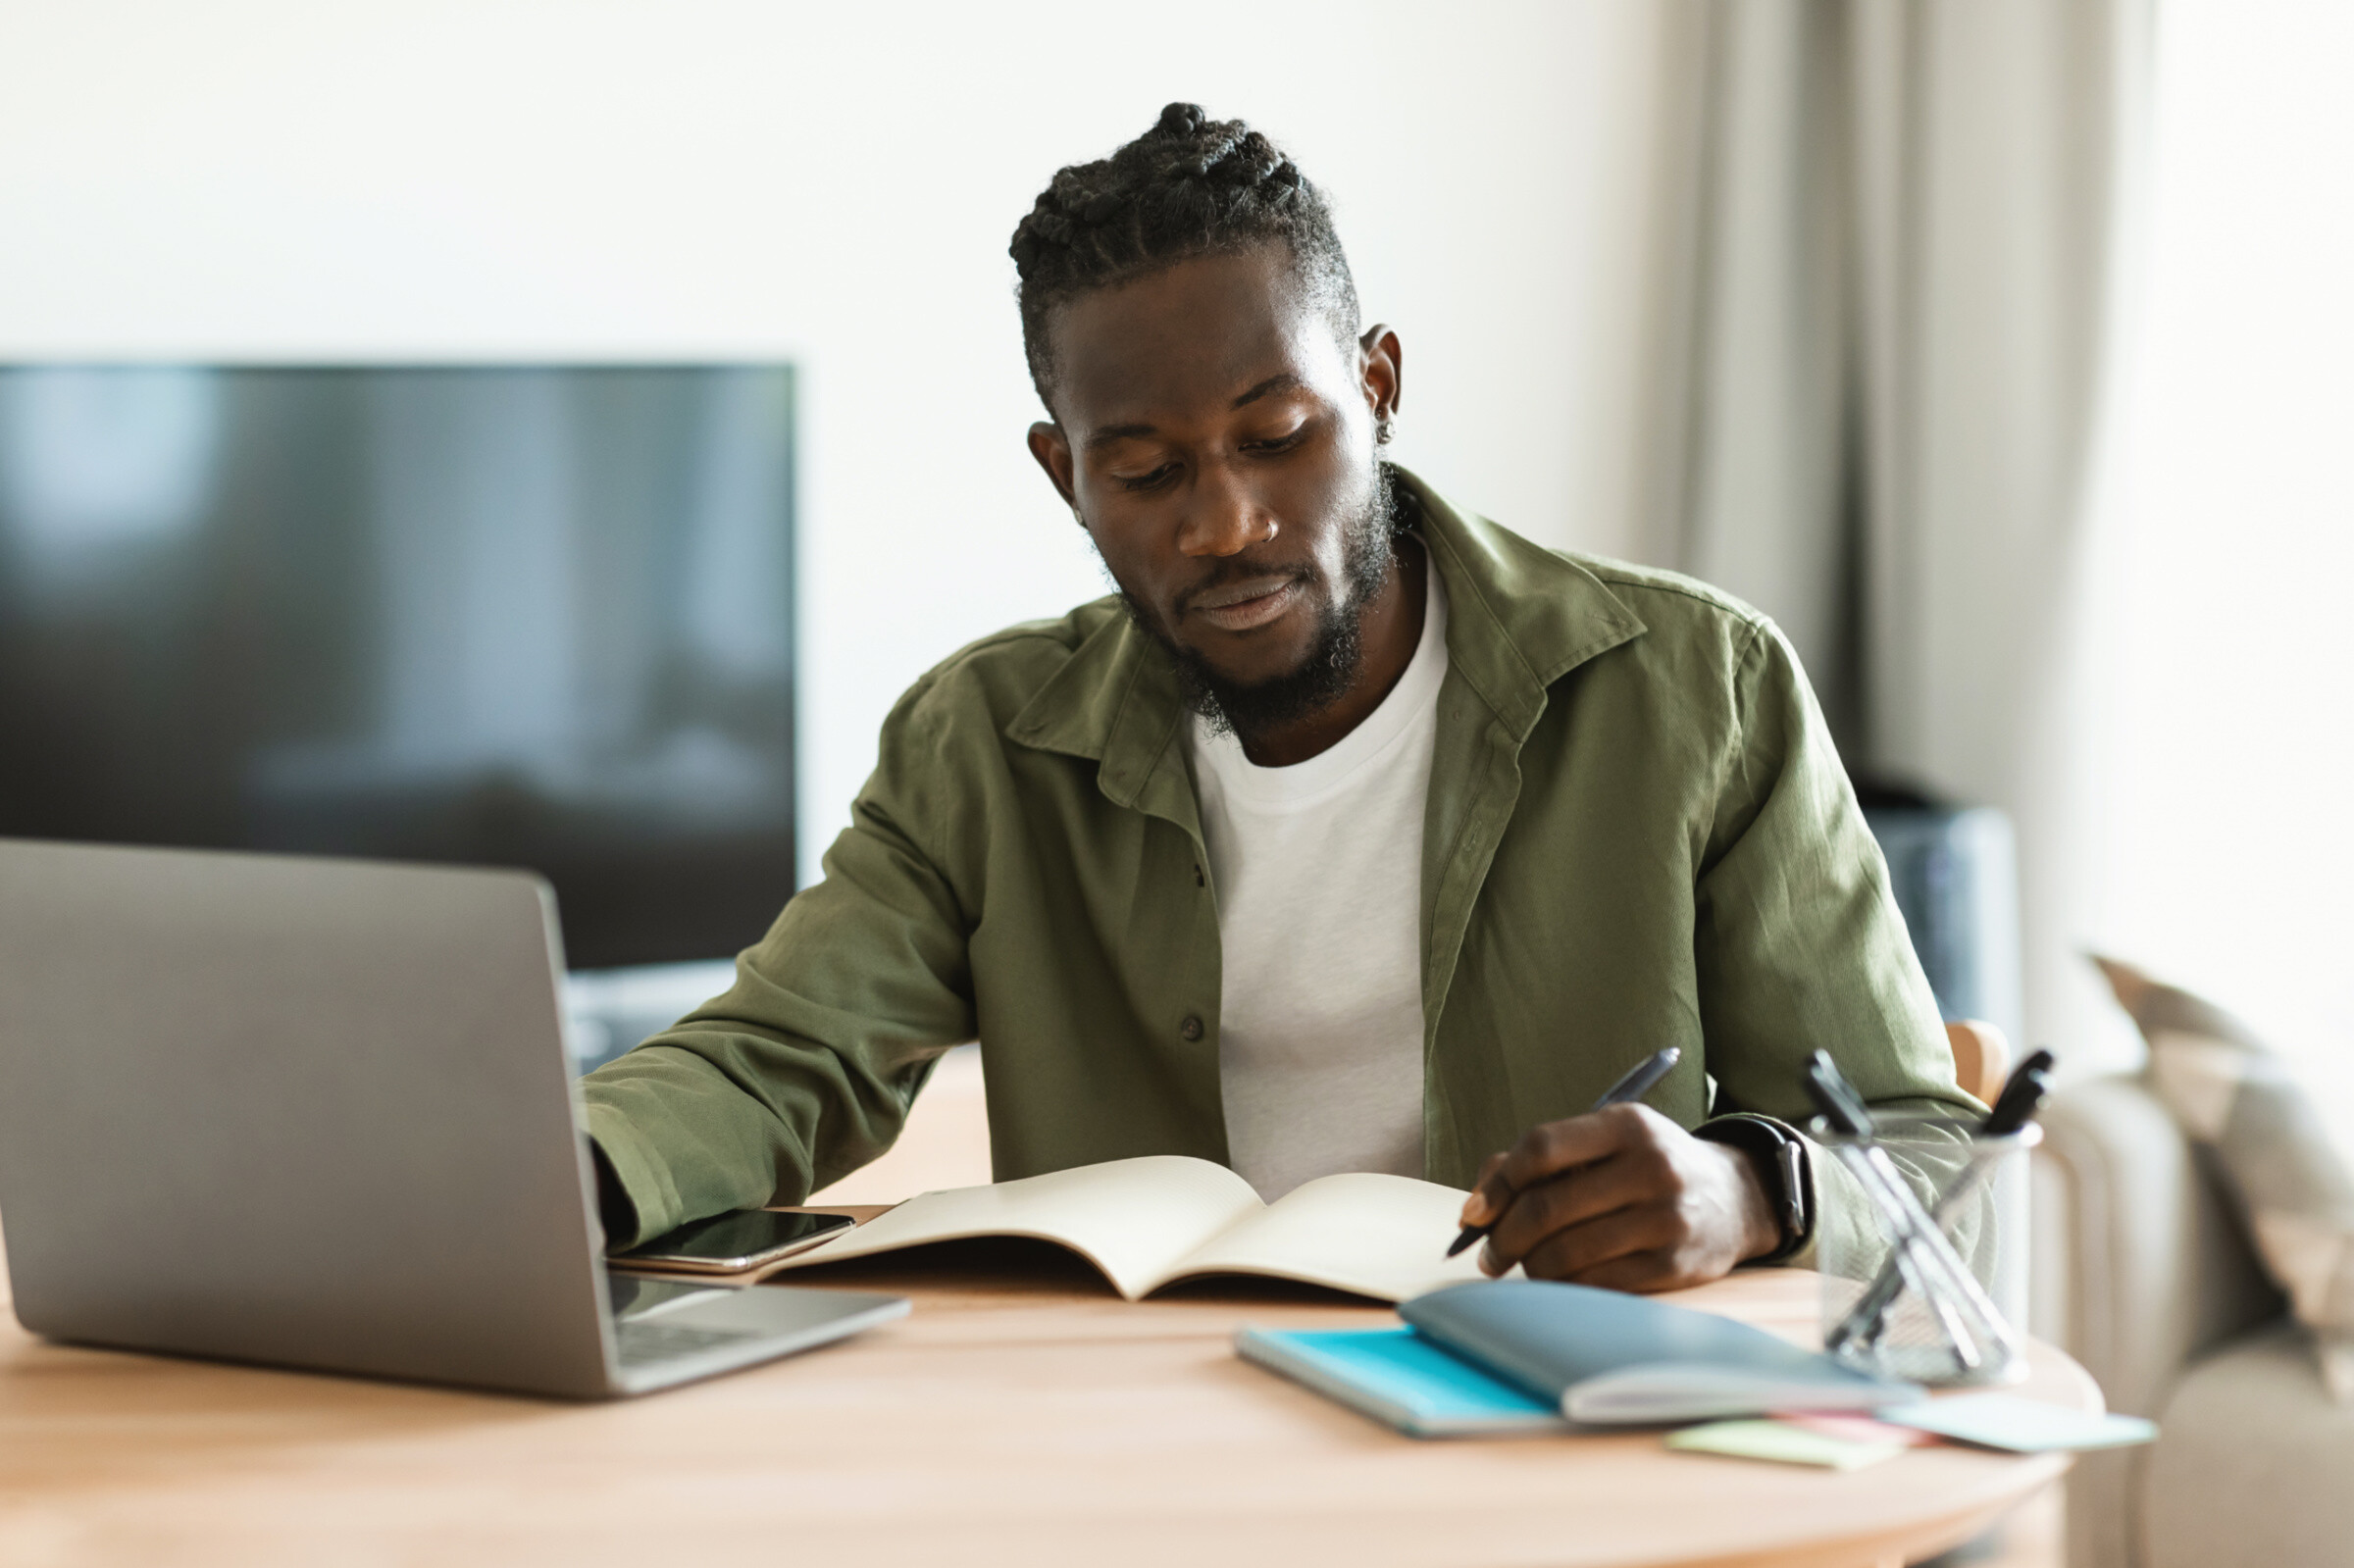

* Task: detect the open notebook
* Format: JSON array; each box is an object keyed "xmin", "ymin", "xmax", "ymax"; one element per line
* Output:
[{"xmin": 767, "ymin": 1155, "xmax": 1493, "ymax": 1302}]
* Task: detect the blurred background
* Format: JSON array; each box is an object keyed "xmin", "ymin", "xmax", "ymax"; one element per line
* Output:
[{"xmin": 0, "ymin": 0, "xmax": 2346, "ymax": 1075}]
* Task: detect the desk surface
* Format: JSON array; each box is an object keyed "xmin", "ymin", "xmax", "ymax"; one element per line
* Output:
[{"xmin": 0, "ymin": 1215, "xmax": 2091, "ymax": 1568}]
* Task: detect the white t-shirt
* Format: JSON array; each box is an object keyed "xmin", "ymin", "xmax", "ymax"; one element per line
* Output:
[{"xmin": 1188, "ymin": 563, "xmax": 1449, "ymax": 1200}]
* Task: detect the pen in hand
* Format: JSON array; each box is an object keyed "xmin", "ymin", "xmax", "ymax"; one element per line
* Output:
[{"xmin": 1446, "ymin": 1046, "xmax": 1681, "ymax": 1259}]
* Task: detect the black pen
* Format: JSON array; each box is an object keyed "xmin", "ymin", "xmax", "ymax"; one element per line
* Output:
[{"xmin": 1446, "ymin": 1046, "xmax": 1682, "ymax": 1259}]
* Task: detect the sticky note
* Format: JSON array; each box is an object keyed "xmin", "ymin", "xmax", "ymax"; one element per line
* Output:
[
  {"xmin": 1773, "ymin": 1412, "xmax": 1937, "ymax": 1447},
  {"xmin": 1876, "ymin": 1393, "xmax": 2157, "ymax": 1453},
  {"xmin": 1665, "ymin": 1419, "xmax": 1908, "ymax": 1470}
]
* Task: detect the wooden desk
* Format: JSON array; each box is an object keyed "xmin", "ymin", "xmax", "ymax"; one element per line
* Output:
[{"xmin": 0, "ymin": 1220, "xmax": 2091, "ymax": 1568}]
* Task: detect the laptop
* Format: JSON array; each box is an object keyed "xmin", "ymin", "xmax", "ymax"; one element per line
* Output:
[{"xmin": 0, "ymin": 837, "xmax": 907, "ymax": 1398}]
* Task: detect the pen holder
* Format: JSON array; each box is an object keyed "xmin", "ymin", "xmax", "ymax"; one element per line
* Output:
[{"xmin": 1808, "ymin": 1112, "xmax": 2038, "ymax": 1388}]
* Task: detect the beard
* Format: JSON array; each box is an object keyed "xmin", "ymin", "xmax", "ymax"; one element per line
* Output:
[{"xmin": 1118, "ymin": 464, "xmax": 1401, "ymax": 744}]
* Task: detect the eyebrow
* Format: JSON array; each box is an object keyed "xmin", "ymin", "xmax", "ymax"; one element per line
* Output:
[
  {"xmin": 1230, "ymin": 373, "xmax": 1305, "ymax": 410},
  {"xmin": 1081, "ymin": 374, "xmax": 1309, "ymax": 451}
]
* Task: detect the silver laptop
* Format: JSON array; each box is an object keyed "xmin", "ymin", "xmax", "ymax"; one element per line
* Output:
[{"xmin": 0, "ymin": 837, "xmax": 906, "ymax": 1398}]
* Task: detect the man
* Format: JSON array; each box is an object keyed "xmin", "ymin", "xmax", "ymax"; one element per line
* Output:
[{"xmin": 584, "ymin": 103, "xmax": 1977, "ymax": 1290}]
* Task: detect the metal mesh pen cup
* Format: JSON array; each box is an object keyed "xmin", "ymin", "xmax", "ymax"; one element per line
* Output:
[{"xmin": 1808, "ymin": 1112, "xmax": 2038, "ymax": 1388}]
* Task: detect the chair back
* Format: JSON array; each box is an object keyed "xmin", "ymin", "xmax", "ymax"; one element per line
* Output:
[{"xmin": 1945, "ymin": 1018, "xmax": 2012, "ymax": 1105}]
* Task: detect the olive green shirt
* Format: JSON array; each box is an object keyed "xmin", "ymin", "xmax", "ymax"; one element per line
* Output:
[{"xmin": 583, "ymin": 469, "xmax": 1977, "ymax": 1269}]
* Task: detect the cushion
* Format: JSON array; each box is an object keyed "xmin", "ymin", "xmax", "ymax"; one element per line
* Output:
[
  {"xmin": 2143, "ymin": 1320, "xmax": 2354, "ymax": 1568},
  {"xmin": 2095, "ymin": 955, "xmax": 2354, "ymax": 1402}
]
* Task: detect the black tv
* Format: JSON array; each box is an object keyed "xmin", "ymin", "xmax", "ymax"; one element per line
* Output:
[{"xmin": 0, "ymin": 365, "xmax": 796, "ymax": 970}]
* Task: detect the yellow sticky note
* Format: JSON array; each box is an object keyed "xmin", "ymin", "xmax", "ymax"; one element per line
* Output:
[{"xmin": 1665, "ymin": 1419, "xmax": 1908, "ymax": 1470}]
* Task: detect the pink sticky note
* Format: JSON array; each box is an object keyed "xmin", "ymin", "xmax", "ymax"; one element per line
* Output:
[{"xmin": 1773, "ymin": 1412, "xmax": 1938, "ymax": 1447}]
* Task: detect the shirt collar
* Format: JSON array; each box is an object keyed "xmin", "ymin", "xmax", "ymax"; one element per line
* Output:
[{"xmin": 1396, "ymin": 466, "xmax": 1647, "ymax": 741}]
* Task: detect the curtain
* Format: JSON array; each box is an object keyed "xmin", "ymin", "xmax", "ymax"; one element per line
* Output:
[{"xmin": 1631, "ymin": 0, "xmax": 2152, "ymax": 1077}]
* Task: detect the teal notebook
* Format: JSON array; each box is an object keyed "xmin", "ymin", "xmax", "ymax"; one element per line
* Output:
[{"xmin": 1235, "ymin": 1326, "xmax": 1571, "ymax": 1438}]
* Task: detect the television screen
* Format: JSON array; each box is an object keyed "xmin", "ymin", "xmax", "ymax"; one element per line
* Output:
[{"xmin": 0, "ymin": 365, "xmax": 796, "ymax": 969}]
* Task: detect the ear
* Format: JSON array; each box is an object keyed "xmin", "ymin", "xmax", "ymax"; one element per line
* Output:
[
  {"xmin": 1358, "ymin": 325, "xmax": 1403, "ymax": 428},
  {"xmin": 1028, "ymin": 421, "xmax": 1079, "ymax": 513}
]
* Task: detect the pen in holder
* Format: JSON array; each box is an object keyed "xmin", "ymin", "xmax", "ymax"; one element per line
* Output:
[{"xmin": 1809, "ymin": 1109, "xmax": 2036, "ymax": 1388}]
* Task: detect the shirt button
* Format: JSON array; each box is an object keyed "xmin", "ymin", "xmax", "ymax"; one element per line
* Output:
[{"xmin": 1179, "ymin": 1014, "xmax": 1204, "ymax": 1042}]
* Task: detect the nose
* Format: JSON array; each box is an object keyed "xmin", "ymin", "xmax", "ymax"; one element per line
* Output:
[{"xmin": 1174, "ymin": 461, "xmax": 1277, "ymax": 559}]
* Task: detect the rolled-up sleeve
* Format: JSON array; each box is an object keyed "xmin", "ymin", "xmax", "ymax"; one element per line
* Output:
[{"xmin": 1692, "ymin": 619, "xmax": 1985, "ymax": 1274}]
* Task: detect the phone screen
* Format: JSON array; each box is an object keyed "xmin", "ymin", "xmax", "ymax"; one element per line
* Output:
[{"xmin": 615, "ymin": 1209, "xmax": 854, "ymax": 1268}]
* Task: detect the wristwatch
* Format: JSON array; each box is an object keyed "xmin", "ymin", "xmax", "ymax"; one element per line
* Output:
[{"xmin": 1694, "ymin": 1113, "xmax": 1813, "ymax": 1263}]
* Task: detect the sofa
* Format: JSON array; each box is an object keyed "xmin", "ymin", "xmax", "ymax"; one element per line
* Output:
[{"xmin": 2032, "ymin": 1073, "xmax": 2354, "ymax": 1568}]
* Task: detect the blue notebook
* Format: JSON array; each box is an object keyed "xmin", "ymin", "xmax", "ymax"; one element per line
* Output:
[
  {"xmin": 1235, "ymin": 1326, "xmax": 1571, "ymax": 1437},
  {"xmin": 1401, "ymin": 1280, "xmax": 1919, "ymax": 1425},
  {"xmin": 1241, "ymin": 1281, "xmax": 1921, "ymax": 1437}
]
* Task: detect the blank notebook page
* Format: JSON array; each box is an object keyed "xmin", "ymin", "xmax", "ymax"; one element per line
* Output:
[
  {"xmin": 781, "ymin": 1155, "xmax": 1264, "ymax": 1299},
  {"xmin": 1168, "ymin": 1172, "xmax": 1488, "ymax": 1300}
]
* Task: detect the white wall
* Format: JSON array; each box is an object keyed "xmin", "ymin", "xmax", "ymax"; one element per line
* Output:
[{"xmin": 0, "ymin": 0, "xmax": 1676, "ymax": 892}]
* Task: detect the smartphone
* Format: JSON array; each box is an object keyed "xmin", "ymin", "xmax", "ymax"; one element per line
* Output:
[{"xmin": 612, "ymin": 1209, "xmax": 855, "ymax": 1273}]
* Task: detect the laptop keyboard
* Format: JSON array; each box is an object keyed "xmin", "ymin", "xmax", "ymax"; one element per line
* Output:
[{"xmin": 615, "ymin": 1319, "xmax": 762, "ymax": 1368}]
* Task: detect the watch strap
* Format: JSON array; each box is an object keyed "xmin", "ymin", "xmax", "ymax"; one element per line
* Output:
[{"xmin": 1694, "ymin": 1112, "xmax": 1814, "ymax": 1264}]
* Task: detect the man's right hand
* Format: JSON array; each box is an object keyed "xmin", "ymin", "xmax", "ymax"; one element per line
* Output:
[{"xmin": 1457, "ymin": 1102, "xmax": 1777, "ymax": 1292}]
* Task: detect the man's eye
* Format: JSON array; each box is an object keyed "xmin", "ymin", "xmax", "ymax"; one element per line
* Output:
[
  {"xmin": 1246, "ymin": 428, "xmax": 1309, "ymax": 454},
  {"xmin": 1117, "ymin": 464, "xmax": 1178, "ymax": 491}
]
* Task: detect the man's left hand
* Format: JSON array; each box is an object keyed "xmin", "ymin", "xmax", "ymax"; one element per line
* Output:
[{"xmin": 1458, "ymin": 1104, "xmax": 1779, "ymax": 1292}]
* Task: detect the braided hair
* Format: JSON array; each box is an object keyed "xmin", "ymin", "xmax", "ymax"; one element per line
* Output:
[{"xmin": 1009, "ymin": 102, "xmax": 1360, "ymax": 409}]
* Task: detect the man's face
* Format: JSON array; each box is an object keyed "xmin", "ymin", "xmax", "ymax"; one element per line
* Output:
[{"xmin": 1027, "ymin": 246, "xmax": 1402, "ymax": 725}]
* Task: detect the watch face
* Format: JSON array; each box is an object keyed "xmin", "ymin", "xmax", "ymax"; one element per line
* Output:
[{"xmin": 1774, "ymin": 1138, "xmax": 1811, "ymax": 1244}]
